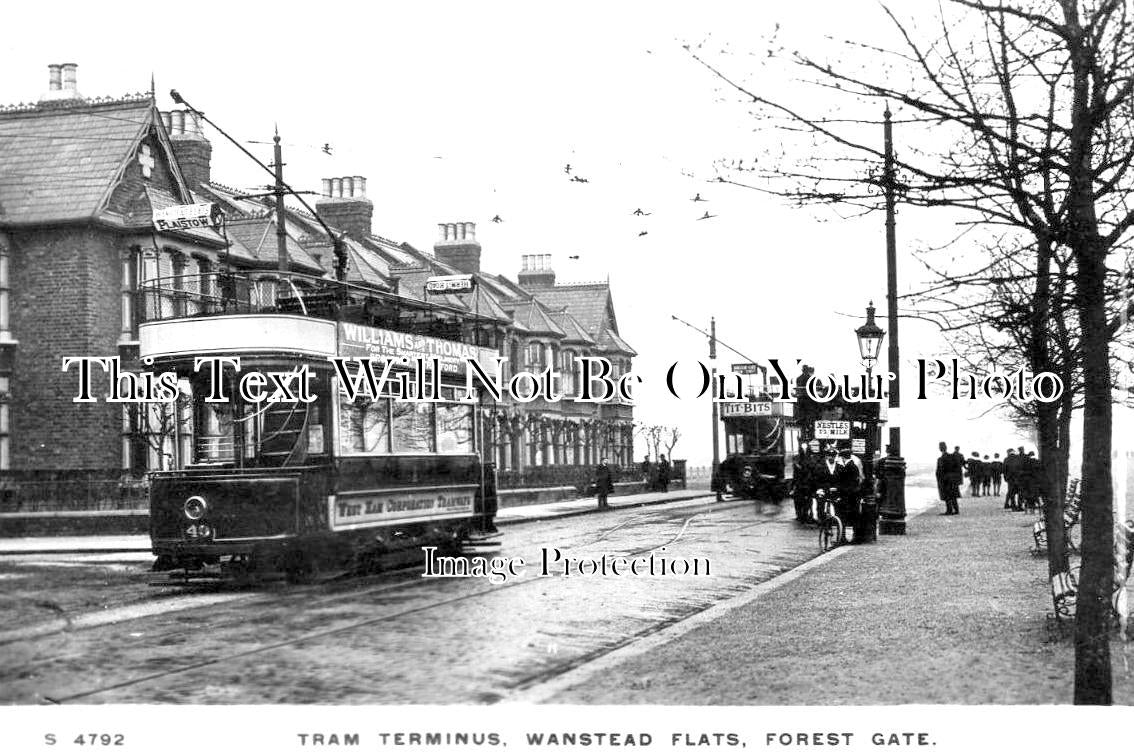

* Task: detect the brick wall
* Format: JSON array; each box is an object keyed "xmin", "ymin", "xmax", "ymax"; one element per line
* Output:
[
  {"xmin": 8, "ymin": 226, "xmax": 125, "ymax": 469},
  {"xmin": 316, "ymin": 197, "xmax": 373, "ymax": 239}
]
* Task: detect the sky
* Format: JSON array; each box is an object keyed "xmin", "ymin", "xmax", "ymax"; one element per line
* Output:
[{"xmin": 0, "ymin": 0, "xmax": 1047, "ymax": 465}]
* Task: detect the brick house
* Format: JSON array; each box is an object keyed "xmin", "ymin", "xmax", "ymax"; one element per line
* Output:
[{"xmin": 0, "ymin": 64, "xmax": 635, "ymax": 499}]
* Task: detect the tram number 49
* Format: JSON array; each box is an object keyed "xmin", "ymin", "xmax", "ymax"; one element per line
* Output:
[{"xmin": 185, "ymin": 523, "xmax": 215, "ymax": 540}]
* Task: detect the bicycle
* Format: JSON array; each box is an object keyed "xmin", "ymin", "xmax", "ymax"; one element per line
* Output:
[{"xmin": 813, "ymin": 488, "xmax": 845, "ymax": 552}]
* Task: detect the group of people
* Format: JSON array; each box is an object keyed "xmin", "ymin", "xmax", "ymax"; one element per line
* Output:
[
  {"xmin": 936, "ymin": 443, "xmax": 1044, "ymax": 515},
  {"xmin": 792, "ymin": 444, "xmax": 869, "ymax": 542}
]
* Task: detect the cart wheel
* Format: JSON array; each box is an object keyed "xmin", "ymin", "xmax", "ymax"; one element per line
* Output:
[{"xmin": 820, "ymin": 516, "xmax": 844, "ymax": 552}]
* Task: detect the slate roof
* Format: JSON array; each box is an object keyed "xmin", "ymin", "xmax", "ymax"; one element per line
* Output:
[
  {"xmin": 223, "ymin": 216, "xmax": 324, "ymax": 273},
  {"xmin": 510, "ymin": 299, "xmax": 566, "ymax": 337},
  {"xmin": 548, "ymin": 309, "xmax": 596, "ymax": 345},
  {"xmin": 0, "ymin": 98, "xmax": 179, "ymax": 225},
  {"xmin": 596, "ymin": 327, "xmax": 636, "ymax": 356},
  {"xmin": 532, "ymin": 282, "xmax": 615, "ymax": 337}
]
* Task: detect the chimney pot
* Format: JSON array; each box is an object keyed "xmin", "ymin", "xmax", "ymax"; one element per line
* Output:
[
  {"xmin": 344, "ymin": 176, "xmax": 355, "ymax": 197},
  {"xmin": 354, "ymin": 176, "xmax": 366, "ymax": 197},
  {"xmin": 171, "ymin": 110, "xmax": 185, "ymax": 134},
  {"xmin": 61, "ymin": 63, "xmax": 78, "ymax": 91},
  {"xmin": 438, "ymin": 223, "xmax": 447, "ymax": 241},
  {"xmin": 468, "ymin": 222, "xmax": 476, "ymax": 240},
  {"xmin": 48, "ymin": 64, "xmax": 62, "ymax": 91},
  {"xmin": 161, "ymin": 111, "xmax": 172, "ymax": 131},
  {"xmin": 332, "ymin": 177, "xmax": 343, "ymax": 197},
  {"xmin": 322, "ymin": 179, "xmax": 333, "ymax": 197}
]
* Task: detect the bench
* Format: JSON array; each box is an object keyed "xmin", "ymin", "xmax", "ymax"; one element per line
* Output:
[
  {"xmin": 1031, "ymin": 478, "xmax": 1080, "ymax": 554},
  {"xmin": 1050, "ymin": 570, "xmax": 1077, "ymax": 619}
]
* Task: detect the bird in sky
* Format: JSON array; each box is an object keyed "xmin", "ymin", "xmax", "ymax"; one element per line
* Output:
[
  {"xmin": 697, "ymin": 211, "xmax": 717, "ymax": 220},
  {"xmin": 691, "ymin": 193, "xmax": 707, "ymax": 202},
  {"xmin": 491, "ymin": 215, "xmax": 503, "ymax": 223},
  {"xmin": 322, "ymin": 143, "xmax": 333, "ymax": 155},
  {"xmin": 568, "ymin": 255, "xmax": 580, "ymax": 260},
  {"xmin": 564, "ymin": 163, "xmax": 572, "ymax": 174},
  {"xmin": 570, "ymin": 175, "xmax": 590, "ymax": 183},
  {"xmin": 638, "ymin": 230, "xmax": 649, "ymax": 237},
  {"xmin": 632, "ymin": 208, "xmax": 652, "ymax": 216}
]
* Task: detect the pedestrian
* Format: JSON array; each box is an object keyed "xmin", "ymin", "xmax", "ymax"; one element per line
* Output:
[
  {"xmin": 1022, "ymin": 451, "xmax": 1042, "ymax": 511},
  {"xmin": 966, "ymin": 452, "xmax": 983, "ymax": 497},
  {"xmin": 658, "ymin": 454, "xmax": 671, "ymax": 493},
  {"xmin": 837, "ymin": 447, "xmax": 864, "ymax": 542},
  {"xmin": 989, "ymin": 452, "xmax": 1003, "ymax": 496},
  {"xmin": 951, "ymin": 446, "xmax": 966, "ymax": 497},
  {"xmin": 981, "ymin": 455, "xmax": 992, "ymax": 495},
  {"xmin": 595, "ymin": 458, "xmax": 613, "ymax": 510},
  {"xmin": 641, "ymin": 454, "xmax": 656, "ymax": 492},
  {"xmin": 936, "ymin": 442, "xmax": 962, "ymax": 515},
  {"xmin": 792, "ymin": 445, "xmax": 816, "ymax": 523},
  {"xmin": 1003, "ymin": 448, "xmax": 1020, "ymax": 510}
]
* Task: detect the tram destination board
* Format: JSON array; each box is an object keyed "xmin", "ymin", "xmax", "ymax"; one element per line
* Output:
[{"xmin": 814, "ymin": 420, "xmax": 851, "ymax": 439}]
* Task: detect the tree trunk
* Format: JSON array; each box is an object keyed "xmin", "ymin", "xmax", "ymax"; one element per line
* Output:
[
  {"xmin": 1038, "ymin": 402, "xmax": 1069, "ymax": 574},
  {"xmin": 1073, "ymin": 247, "xmax": 1114, "ymax": 705}
]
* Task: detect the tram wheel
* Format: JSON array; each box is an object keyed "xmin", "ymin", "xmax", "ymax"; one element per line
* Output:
[{"xmin": 819, "ymin": 516, "xmax": 844, "ymax": 552}]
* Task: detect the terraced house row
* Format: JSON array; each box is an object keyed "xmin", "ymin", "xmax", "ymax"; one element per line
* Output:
[{"xmin": 0, "ymin": 65, "xmax": 636, "ymax": 509}]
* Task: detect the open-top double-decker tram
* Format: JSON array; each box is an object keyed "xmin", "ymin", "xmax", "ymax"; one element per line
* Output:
[{"xmin": 137, "ymin": 270, "xmax": 501, "ymax": 581}]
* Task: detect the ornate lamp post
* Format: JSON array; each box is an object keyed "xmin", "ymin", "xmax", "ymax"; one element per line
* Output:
[{"xmin": 854, "ymin": 303, "xmax": 884, "ymax": 543}]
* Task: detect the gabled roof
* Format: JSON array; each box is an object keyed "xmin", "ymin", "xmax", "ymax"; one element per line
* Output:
[
  {"xmin": 532, "ymin": 282, "xmax": 616, "ymax": 337},
  {"xmin": 223, "ymin": 216, "xmax": 324, "ymax": 273},
  {"xmin": 548, "ymin": 309, "xmax": 596, "ymax": 345},
  {"xmin": 510, "ymin": 299, "xmax": 566, "ymax": 338},
  {"xmin": 0, "ymin": 97, "xmax": 191, "ymax": 226},
  {"xmin": 596, "ymin": 327, "xmax": 636, "ymax": 356}
]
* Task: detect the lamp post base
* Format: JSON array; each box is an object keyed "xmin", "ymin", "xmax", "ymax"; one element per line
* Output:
[
  {"xmin": 854, "ymin": 492, "xmax": 878, "ymax": 543},
  {"xmin": 877, "ymin": 454, "xmax": 907, "ymax": 535}
]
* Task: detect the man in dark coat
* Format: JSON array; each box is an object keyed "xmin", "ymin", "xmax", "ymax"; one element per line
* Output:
[
  {"xmin": 792, "ymin": 446, "xmax": 817, "ymax": 523},
  {"xmin": 1003, "ymin": 448, "xmax": 1020, "ymax": 509},
  {"xmin": 989, "ymin": 453, "xmax": 1004, "ymax": 496},
  {"xmin": 965, "ymin": 452, "xmax": 983, "ymax": 497},
  {"xmin": 937, "ymin": 441, "xmax": 962, "ymax": 514},
  {"xmin": 836, "ymin": 447, "xmax": 863, "ymax": 540},
  {"xmin": 595, "ymin": 458, "xmax": 614, "ymax": 510},
  {"xmin": 1021, "ymin": 450, "xmax": 1042, "ymax": 511},
  {"xmin": 657, "ymin": 455, "xmax": 671, "ymax": 493}
]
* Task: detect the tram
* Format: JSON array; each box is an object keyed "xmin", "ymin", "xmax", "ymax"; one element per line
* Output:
[
  {"xmin": 717, "ymin": 395, "xmax": 800, "ymax": 500},
  {"xmin": 136, "ymin": 271, "xmax": 501, "ymax": 580}
]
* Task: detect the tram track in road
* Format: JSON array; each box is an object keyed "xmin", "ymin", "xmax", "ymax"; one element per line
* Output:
[
  {"xmin": 40, "ymin": 499, "xmax": 778, "ymax": 703},
  {"xmin": 1, "ymin": 495, "xmax": 741, "ymax": 650}
]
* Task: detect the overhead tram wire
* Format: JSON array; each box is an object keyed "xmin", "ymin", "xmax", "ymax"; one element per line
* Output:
[
  {"xmin": 168, "ymin": 90, "xmax": 348, "ymax": 281},
  {"xmin": 670, "ymin": 314, "xmax": 763, "ymax": 369}
]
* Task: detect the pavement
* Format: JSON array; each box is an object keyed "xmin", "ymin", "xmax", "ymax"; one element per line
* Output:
[
  {"xmin": 545, "ymin": 483, "xmax": 1134, "ymax": 705},
  {"xmin": 0, "ymin": 486, "xmax": 712, "ymax": 555}
]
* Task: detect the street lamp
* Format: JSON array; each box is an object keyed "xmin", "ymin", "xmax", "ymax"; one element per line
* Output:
[
  {"xmin": 855, "ymin": 301, "xmax": 884, "ymax": 374},
  {"xmin": 853, "ymin": 303, "xmax": 884, "ymax": 544}
]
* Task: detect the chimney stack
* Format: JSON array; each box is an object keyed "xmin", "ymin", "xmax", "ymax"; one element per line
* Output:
[
  {"xmin": 161, "ymin": 108, "xmax": 212, "ymax": 189},
  {"xmin": 518, "ymin": 253, "xmax": 556, "ymax": 289},
  {"xmin": 315, "ymin": 175, "xmax": 374, "ymax": 239},
  {"xmin": 433, "ymin": 220, "xmax": 482, "ymax": 274},
  {"xmin": 39, "ymin": 62, "xmax": 83, "ymax": 104}
]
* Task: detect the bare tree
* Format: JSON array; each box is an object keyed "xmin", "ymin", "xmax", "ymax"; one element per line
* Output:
[
  {"xmin": 691, "ymin": 0, "xmax": 1134, "ymax": 703},
  {"xmin": 663, "ymin": 426, "xmax": 682, "ymax": 459}
]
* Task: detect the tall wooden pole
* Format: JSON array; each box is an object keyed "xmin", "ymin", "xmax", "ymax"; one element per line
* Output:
[
  {"xmin": 878, "ymin": 106, "xmax": 907, "ymax": 535},
  {"xmin": 711, "ymin": 317, "xmax": 723, "ymax": 502},
  {"xmin": 273, "ymin": 129, "xmax": 289, "ymax": 274}
]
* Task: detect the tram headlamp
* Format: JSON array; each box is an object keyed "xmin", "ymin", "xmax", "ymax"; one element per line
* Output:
[{"xmin": 184, "ymin": 496, "xmax": 208, "ymax": 520}]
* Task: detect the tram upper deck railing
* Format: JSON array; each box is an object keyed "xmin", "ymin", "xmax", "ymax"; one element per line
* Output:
[{"xmin": 135, "ymin": 271, "xmax": 498, "ymax": 343}]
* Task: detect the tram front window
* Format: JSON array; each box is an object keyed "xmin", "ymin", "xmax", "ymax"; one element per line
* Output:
[{"xmin": 185, "ymin": 367, "xmax": 331, "ymax": 468}]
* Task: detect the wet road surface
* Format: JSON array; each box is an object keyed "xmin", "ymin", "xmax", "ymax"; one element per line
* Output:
[{"xmin": 0, "ymin": 495, "xmax": 827, "ymax": 704}]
